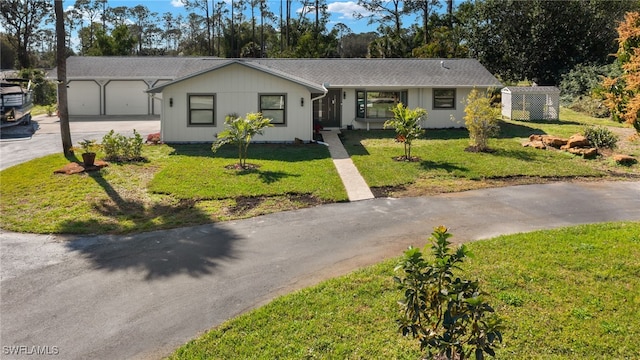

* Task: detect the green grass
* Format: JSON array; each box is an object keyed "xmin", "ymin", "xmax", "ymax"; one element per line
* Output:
[
  {"xmin": 168, "ymin": 222, "xmax": 640, "ymax": 359},
  {"xmin": 30, "ymin": 104, "xmax": 49, "ymax": 116},
  {"xmin": 344, "ymin": 129, "xmax": 603, "ymax": 186},
  {"xmin": 149, "ymin": 144, "xmax": 343, "ymax": 201},
  {"xmin": 342, "ymin": 108, "xmax": 637, "ymax": 195},
  {"xmin": 1, "ymin": 107, "xmax": 636, "ymax": 235},
  {"xmin": 0, "ymin": 144, "xmax": 346, "ymax": 234}
]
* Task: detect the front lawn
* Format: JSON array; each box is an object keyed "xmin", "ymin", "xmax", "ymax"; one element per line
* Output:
[
  {"xmin": 0, "ymin": 107, "xmax": 637, "ymax": 235},
  {"xmin": 168, "ymin": 222, "xmax": 640, "ymax": 359},
  {"xmin": 342, "ymin": 108, "xmax": 638, "ymax": 196},
  {"xmin": 0, "ymin": 144, "xmax": 346, "ymax": 234}
]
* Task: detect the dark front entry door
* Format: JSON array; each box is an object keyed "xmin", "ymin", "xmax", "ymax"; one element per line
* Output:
[{"xmin": 313, "ymin": 88, "xmax": 342, "ymax": 128}]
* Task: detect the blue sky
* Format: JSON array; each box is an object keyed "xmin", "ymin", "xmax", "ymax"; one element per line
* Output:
[{"xmin": 60, "ymin": 0, "xmax": 422, "ymax": 35}]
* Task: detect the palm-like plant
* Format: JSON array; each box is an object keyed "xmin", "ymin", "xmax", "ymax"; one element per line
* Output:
[
  {"xmin": 384, "ymin": 103, "xmax": 427, "ymax": 160},
  {"xmin": 212, "ymin": 112, "xmax": 274, "ymax": 169}
]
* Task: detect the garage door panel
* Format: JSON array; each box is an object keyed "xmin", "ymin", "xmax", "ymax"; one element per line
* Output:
[
  {"xmin": 68, "ymin": 81, "xmax": 100, "ymax": 115},
  {"xmin": 105, "ymin": 81, "xmax": 148, "ymax": 115}
]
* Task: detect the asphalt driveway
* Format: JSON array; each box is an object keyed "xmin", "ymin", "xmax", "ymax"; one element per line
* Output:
[
  {"xmin": 2, "ymin": 181, "xmax": 640, "ymax": 359},
  {"xmin": 0, "ymin": 115, "xmax": 160, "ymax": 170}
]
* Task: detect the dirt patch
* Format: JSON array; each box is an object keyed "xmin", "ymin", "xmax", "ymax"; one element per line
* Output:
[
  {"xmin": 224, "ymin": 163, "xmax": 261, "ymax": 171},
  {"xmin": 54, "ymin": 160, "xmax": 109, "ymax": 175},
  {"xmin": 223, "ymin": 193, "xmax": 327, "ymax": 217},
  {"xmin": 608, "ymin": 126, "xmax": 639, "ymax": 155},
  {"xmin": 464, "ymin": 145, "xmax": 496, "ymax": 153},
  {"xmin": 372, "ymin": 173, "xmax": 640, "ymax": 198},
  {"xmin": 391, "ymin": 156, "xmax": 422, "ymax": 162}
]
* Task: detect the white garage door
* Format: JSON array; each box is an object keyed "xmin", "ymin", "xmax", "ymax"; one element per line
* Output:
[
  {"xmin": 105, "ymin": 80, "xmax": 149, "ymax": 115},
  {"xmin": 67, "ymin": 80, "xmax": 100, "ymax": 115}
]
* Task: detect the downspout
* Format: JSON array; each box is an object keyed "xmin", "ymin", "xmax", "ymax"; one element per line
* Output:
[
  {"xmin": 310, "ymin": 82, "xmax": 329, "ymax": 142},
  {"xmin": 148, "ymin": 93, "xmax": 164, "ymax": 141},
  {"xmin": 311, "ymin": 83, "xmax": 329, "ymax": 102}
]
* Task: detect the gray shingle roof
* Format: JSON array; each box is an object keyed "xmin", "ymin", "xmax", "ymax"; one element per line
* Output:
[
  {"xmin": 147, "ymin": 59, "xmax": 327, "ymax": 93},
  {"xmin": 251, "ymin": 58, "xmax": 502, "ymax": 88},
  {"xmin": 55, "ymin": 56, "xmax": 502, "ymax": 88},
  {"xmin": 60, "ymin": 56, "xmax": 192, "ymax": 79}
]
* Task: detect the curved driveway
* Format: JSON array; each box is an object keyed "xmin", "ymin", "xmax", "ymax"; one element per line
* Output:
[
  {"xmin": 1, "ymin": 118, "xmax": 640, "ymax": 359},
  {"xmin": 1, "ymin": 181, "xmax": 639, "ymax": 359}
]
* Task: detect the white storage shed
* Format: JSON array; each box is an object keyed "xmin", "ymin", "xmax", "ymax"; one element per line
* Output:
[{"xmin": 501, "ymin": 86, "xmax": 560, "ymax": 121}]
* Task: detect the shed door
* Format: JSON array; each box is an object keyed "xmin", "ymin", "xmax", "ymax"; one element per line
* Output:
[
  {"xmin": 67, "ymin": 80, "xmax": 100, "ymax": 115},
  {"xmin": 105, "ymin": 80, "xmax": 148, "ymax": 115}
]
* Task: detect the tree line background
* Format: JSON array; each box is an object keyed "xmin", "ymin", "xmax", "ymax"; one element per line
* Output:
[{"xmin": 1, "ymin": 0, "xmax": 639, "ymax": 111}]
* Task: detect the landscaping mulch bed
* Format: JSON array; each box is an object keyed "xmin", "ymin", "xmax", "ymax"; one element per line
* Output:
[{"xmin": 54, "ymin": 161, "xmax": 109, "ymax": 175}]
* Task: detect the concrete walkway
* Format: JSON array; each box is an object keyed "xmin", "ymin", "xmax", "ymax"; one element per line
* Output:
[{"xmin": 321, "ymin": 130, "xmax": 375, "ymax": 201}]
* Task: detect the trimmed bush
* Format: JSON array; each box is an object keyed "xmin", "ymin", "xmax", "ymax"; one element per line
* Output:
[
  {"xmin": 583, "ymin": 126, "xmax": 618, "ymax": 149},
  {"xmin": 101, "ymin": 129, "xmax": 144, "ymax": 162}
]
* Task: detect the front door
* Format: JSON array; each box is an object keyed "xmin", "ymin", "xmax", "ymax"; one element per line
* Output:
[{"xmin": 313, "ymin": 88, "xmax": 342, "ymax": 128}]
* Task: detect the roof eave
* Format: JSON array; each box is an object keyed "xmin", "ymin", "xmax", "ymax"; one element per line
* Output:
[{"xmin": 147, "ymin": 59, "xmax": 326, "ymax": 94}]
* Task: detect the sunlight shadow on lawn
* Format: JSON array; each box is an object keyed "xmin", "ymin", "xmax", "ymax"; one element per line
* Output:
[
  {"xmin": 235, "ymin": 168, "xmax": 300, "ymax": 184},
  {"xmin": 420, "ymin": 160, "xmax": 468, "ymax": 173}
]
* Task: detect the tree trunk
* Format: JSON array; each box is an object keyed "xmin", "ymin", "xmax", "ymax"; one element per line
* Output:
[{"xmin": 55, "ymin": 0, "xmax": 72, "ymax": 157}]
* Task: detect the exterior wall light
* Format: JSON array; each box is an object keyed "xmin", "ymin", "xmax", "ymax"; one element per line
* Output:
[
  {"xmin": 169, "ymin": 98, "xmax": 173, "ymax": 107},
  {"xmin": 300, "ymin": 97, "xmax": 304, "ymax": 107}
]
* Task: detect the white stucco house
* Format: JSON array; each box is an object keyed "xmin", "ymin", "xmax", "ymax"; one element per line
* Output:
[{"xmin": 55, "ymin": 56, "xmax": 502, "ymax": 143}]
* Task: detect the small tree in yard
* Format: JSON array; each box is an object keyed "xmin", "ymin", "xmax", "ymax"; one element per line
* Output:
[
  {"xmin": 212, "ymin": 112, "xmax": 273, "ymax": 169},
  {"xmin": 463, "ymin": 89, "xmax": 500, "ymax": 152},
  {"xmin": 384, "ymin": 103, "xmax": 427, "ymax": 161},
  {"xmin": 602, "ymin": 11, "xmax": 640, "ymax": 135},
  {"xmin": 394, "ymin": 226, "xmax": 503, "ymax": 360}
]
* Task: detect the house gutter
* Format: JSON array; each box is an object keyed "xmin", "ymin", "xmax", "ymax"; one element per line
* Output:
[
  {"xmin": 148, "ymin": 93, "xmax": 164, "ymax": 141},
  {"xmin": 310, "ymin": 83, "xmax": 329, "ymax": 142},
  {"xmin": 311, "ymin": 82, "xmax": 329, "ymax": 102}
]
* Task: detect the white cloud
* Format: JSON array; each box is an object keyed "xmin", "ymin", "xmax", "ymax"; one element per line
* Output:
[
  {"xmin": 170, "ymin": 0, "xmax": 185, "ymax": 8},
  {"xmin": 327, "ymin": 1, "xmax": 371, "ymax": 20}
]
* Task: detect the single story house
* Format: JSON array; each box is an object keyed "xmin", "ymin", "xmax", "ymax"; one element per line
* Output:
[{"xmin": 54, "ymin": 57, "xmax": 502, "ymax": 143}]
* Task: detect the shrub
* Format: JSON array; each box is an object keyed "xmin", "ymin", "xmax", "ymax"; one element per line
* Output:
[
  {"xmin": 560, "ymin": 63, "xmax": 613, "ymax": 105},
  {"xmin": 18, "ymin": 68, "xmax": 57, "ymax": 105},
  {"xmin": 463, "ymin": 89, "xmax": 500, "ymax": 152},
  {"xmin": 583, "ymin": 126, "xmax": 618, "ymax": 149},
  {"xmin": 45, "ymin": 104, "xmax": 57, "ymax": 117},
  {"xmin": 101, "ymin": 129, "xmax": 144, "ymax": 162},
  {"xmin": 394, "ymin": 226, "xmax": 503, "ymax": 360},
  {"xmin": 383, "ymin": 103, "xmax": 427, "ymax": 160},
  {"xmin": 567, "ymin": 96, "xmax": 610, "ymax": 118}
]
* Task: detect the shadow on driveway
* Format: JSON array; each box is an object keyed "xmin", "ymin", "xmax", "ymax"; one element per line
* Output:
[{"xmin": 64, "ymin": 224, "xmax": 242, "ymax": 280}]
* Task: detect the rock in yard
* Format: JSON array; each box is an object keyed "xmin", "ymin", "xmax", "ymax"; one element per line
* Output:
[
  {"xmin": 542, "ymin": 136, "xmax": 567, "ymax": 148},
  {"xmin": 566, "ymin": 147, "xmax": 598, "ymax": 158},
  {"xmin": 561, "ymin": 134, "xmax": 590, "ymax": 150},
  {"xmin": 522, "ymin": 140, "xmax": 546, "ymax": 149},
  {"xmin": 613, "ymin": 154, "xmax": 637, "ymax": 165}
]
